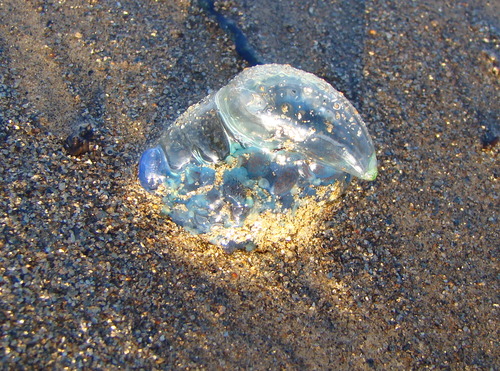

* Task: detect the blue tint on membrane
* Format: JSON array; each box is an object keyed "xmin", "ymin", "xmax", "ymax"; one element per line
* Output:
[
  {"xmin": 138, "ymin": 64, "xmax": 377, "ymax": 250},
  {"xmin": 138, "ymin": 146, "xmax": 170, "ymax": 191}
]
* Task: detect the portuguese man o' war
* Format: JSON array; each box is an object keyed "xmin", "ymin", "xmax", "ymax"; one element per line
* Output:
[{"xmin": 139, "ymin": 64, "xmax": 377, "ymax": 251}]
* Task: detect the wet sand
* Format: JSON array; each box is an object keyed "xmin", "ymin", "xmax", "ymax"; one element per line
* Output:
[{"xmin": 0, "ymin": 0, "xmax": 498, "ymax": 368}]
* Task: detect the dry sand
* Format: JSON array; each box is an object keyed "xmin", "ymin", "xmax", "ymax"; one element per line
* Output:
[{"xmin": 0, "ymin": 0, "xmax": 498, "ymax": 368}]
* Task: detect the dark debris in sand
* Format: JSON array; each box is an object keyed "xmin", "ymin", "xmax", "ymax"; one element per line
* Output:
[{"xmin": 0, "ymin": 0, "xmax": 498, "ymax": 369}]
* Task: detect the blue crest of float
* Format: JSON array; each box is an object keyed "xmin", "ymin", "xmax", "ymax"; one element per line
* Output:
[{"xmin": 139, "ymin": 64, "xmax": 377, "ymax": 250}]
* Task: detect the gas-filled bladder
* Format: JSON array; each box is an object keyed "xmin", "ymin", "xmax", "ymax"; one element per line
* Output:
[{"xmin": 139, "ymin": 64, "xmax": 377, "ymax": 251}]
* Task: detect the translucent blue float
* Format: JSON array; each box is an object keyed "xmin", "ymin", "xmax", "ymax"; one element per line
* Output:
[{"xmin": 139, "ymin": 64, "xmax": 377, "ymax": 251}]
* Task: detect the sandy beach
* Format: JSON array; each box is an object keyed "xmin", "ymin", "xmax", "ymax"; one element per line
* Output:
[{"xmin": 0, "ymin": 0, "xmax": 498, "ymax": 368}]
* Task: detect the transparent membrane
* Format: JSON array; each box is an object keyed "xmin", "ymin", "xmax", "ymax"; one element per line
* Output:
[{"xmin": 139, "ymin": 64, "xmax": 377, "ymax": 251}]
